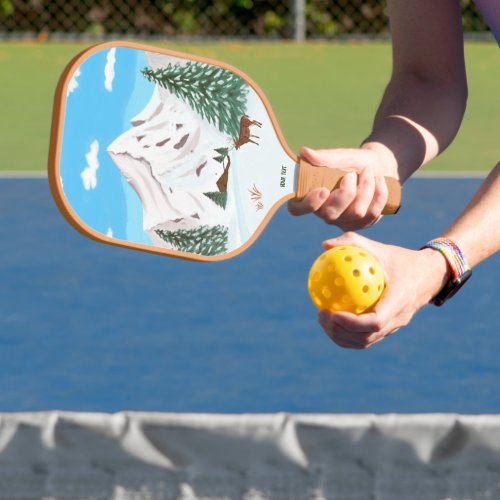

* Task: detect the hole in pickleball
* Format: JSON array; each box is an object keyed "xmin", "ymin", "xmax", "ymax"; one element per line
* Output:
[
  {"xmin": 322, "ymin": 286, "xmax": 332, "ymax": 299},
  {"xmin": 342, "ymin": 295, "xmax": 351, "ymax": 304},
  {"xmin": 327, "ymin": 264, "xmax": 335, "ymax": 272},
  {"xmin": 369, "ymin": 267, "xmax": 375, "ymax": 275},
  {"xmin": 356, "ymin": 306, "xmax": 366, "ymax": 314},
  {"xmin": 344, "ymin": 256, "xmax": 352, "ymax": 262},
  {"xmin": 378, "ymin": 284, "xmax": 382, "ymax": 291},
  {"xmin": 313, "ymin": 294, "xmax": 322, "ymax": 307},
  {"xmin": 334, "ymin": 277, "xmax": 344, "ymax": 286},
  {"xmin": 333, "ymin": 303, "xmax": 342, "ymax": 311},
  {"xmin": 359, "ymin": 251, "xmax": 367, "ymax": 257},
  {"xmin": 352, "ymin": 269, "xmax": 360, "ymax": 277},
  {"xmin": 313, "ymin": 271, "xmax": 321, "ymax": 282},
  {"xmin": 362, "ymin": 285, "xmax": 369, "ymax": 293}
]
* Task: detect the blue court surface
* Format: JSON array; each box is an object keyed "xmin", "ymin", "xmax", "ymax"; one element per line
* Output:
[{"xmin": 0, "ymin": 176, "xmax": 498, "ymax": 413}]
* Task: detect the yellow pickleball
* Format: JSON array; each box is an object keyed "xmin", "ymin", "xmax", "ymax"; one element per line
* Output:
[{"xmin": 308, "ymin": 245, "xmax": 385, "ymax": 314}]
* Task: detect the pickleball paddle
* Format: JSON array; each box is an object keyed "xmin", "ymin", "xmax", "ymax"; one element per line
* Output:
[{"xmin": 48, "ymin": 41, "xmax": 401, "ymax": 262}]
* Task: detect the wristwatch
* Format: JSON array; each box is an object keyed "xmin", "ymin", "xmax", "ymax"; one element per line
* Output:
[{"xmin": 421, "ymin": 238, "xmax": 472, "ymax": 306}]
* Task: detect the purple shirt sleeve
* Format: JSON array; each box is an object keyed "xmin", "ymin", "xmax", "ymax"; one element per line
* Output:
[{"xmin": 473, "ymin": 0, "xmax": 500, "ymax": 45}]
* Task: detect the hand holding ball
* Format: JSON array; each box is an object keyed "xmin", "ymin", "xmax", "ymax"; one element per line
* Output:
[{"xmin": 308, "ymin": 245, "xmax": 385, "ymax": 314}]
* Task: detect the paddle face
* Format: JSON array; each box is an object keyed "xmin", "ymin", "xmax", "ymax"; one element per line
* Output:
[{"xmin": 49, "ymin": 42, "xmax": 298, "ymax": 262}]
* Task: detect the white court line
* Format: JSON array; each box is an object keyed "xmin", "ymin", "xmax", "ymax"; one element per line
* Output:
[
  {"xmin": 414, "ymin": 170, "xmax": 487, "ymax": 179},
  {"xmin": 0, "ymin": 171, "xmax": 48, "ymax": 178}
]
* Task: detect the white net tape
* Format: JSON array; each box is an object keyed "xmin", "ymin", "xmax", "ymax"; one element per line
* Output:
[{"xmin": 0, "ymin": 412, "xmax": 499, "ymax": 499}]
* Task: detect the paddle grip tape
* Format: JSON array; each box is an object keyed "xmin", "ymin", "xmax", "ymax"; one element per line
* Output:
[{"xmin": 295, "ymin": 158, "xmax": 401, "ymax": 215}]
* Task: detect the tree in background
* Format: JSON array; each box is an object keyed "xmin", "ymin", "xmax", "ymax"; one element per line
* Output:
[{"xmin": 0, "ymin": 0, "xmax": 489, "ymax": 39}]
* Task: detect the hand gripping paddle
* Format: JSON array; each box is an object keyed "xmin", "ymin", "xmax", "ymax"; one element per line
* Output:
[{"xmin": 49, "ymin": 41, "xmax": 401, "ymax": 262}]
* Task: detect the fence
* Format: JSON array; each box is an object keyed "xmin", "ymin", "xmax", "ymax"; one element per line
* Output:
[{"xmin": 0, "ymin": 0, "xmax": 491, "ymax": 40}]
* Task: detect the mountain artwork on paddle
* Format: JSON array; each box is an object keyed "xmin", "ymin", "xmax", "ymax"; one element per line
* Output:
[{"xmin": 59, "ymin": 47, "xmax": 295, "ymax": 257}]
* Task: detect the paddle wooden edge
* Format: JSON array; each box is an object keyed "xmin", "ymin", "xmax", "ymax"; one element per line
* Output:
[{"xmin": 47, "ymin": 41, "xmax": 299, "ymax": 262}]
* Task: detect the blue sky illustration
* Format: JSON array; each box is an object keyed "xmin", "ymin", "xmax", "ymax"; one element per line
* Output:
[{"xmin": 60, "ymin": 47, "xmax": 155, "ymax": 245}]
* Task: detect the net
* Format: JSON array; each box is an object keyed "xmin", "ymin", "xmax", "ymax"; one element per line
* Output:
[
  {"xmin": 1, "ymin": 412, "xmax": 500, "ymax": 499},
  {"xmin": 0, "ymin": 0, "xmax": 491, "ymax": 40}
]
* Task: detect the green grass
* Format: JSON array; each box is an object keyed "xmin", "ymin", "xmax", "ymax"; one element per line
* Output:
[{"xmin": 0, "ymin": 41, "xmax": 497, "ymax": 172}]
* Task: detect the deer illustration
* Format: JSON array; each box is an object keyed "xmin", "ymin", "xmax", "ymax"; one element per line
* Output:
[
  {"xmin": 216, "ymin": 156, "xmax": 231, "ymax": 193},
  {"xmin": 214, "ymin": 115, "xmax": 263, "ymax": 194},
  {"xmin": 233, "ymin": 115, "xmax": 263, "ymax": 150}
]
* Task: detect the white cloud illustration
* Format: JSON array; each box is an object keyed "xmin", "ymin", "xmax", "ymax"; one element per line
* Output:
[
  {"xmin": 67, "ymin": 67, "xmax": 81, "ymax": 96},
  {"xmin": 104, "ymin": 48, "xmax": 116, "ymax": 92},
  {"xmin": 81, "ymin": 140, "xmax": 100, "ymax": 190}
]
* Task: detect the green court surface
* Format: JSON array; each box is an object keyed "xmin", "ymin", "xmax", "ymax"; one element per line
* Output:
[{"xmin": 0, "ymin": 41, "xmax": 497, "ymax": 173}]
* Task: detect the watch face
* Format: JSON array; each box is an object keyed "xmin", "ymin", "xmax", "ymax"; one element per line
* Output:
[{"xmin": 432, "ymin": 269, "xmax": 472, "ymax": 306}]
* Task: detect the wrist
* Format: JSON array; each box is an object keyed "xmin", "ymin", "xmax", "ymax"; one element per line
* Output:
[
  {"xmin": 418, "ymin": 248, "xmax": 452, "ymax": 302},
  {"xmin": 361, "ymin": 141, "xmax": 399, "ymax": 178}
]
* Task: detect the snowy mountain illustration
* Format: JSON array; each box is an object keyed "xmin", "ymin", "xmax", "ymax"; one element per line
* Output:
[{"xmin": 107, "ymin": 52, "xmax": 249, "ymax": 256}]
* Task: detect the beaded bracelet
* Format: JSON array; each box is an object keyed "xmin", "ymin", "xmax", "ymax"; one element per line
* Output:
[
  {"xmin": 420, "ymin": 238, "xmax": 472, "ymax": 306},
  {"xmin": 421, "ymin": 238, "xmax": 470, "ymax": 278}
]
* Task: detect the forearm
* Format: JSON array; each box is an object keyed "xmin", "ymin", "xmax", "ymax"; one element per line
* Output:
[
  {"xmin": 412, "ymin": 163, "xmax": 500, "ymax": 307},
  {"xmin": 441, "ymin": 162, "xmax": 500, "ymax": 267},
  {"xmin": 361, "ymin": 0, "xmax": 467, "ymax": 182},
  {"xmin": 363, "ymin": 73, "xmax": 467, "ymax": 181}
]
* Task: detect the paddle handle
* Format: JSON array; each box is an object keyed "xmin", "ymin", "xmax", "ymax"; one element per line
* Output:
[{"xmin": 295, "ymin": 158, "xmax": 401, "ymax": 215}]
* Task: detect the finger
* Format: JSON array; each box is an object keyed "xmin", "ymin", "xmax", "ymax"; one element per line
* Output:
[
  {"xmin": 288, "ymin": 188, "xmax": 330, "ymax": 216},
  {"xmin": 331, "ymin": 316, "xmax": 391, "ymax": 349},
  {"xmin": 299, "ymin": 147, "xmax": 329, "ymax": 166},
  {"xmin": 330, "ymin": 311, "xmax": 385, "ymax": 335},
  {"xmin": 322, "ymin": 231, "xmax": 370, "ymax": 251},
  {"xmin": 332, "ymin": 295, "xmax": 402, "ymax": 340},
  {"xmin": 338, "ymin": 175, "xmax": 388, "ymax": 230},
  {"xmin": 338, "ymin": 214, "xmax": 383, "ymax": 232},
  {"xmin": 365, "ymin": 175, "xmax": 389, "ymax": 220},
  {"xmin": 322, "ymin": 326, "xmax": 366, "ymax": 349},
  {"xmin": 364, "ymin": 335, "xmax": 386, "ymax": 348},
  {"xmin": 343, "ymin": 166, "xmax": 376, "ymax": 220},
  {"xmin": 319, "ymin": 308, "xmax": 394, "ymax": 349},
  {"xmin": 324, "ymin": 328, "xmax": 363, "ymax": 349},
  {"xmin": 328, "ymin": 167, "xmax": 378, "ymax": 231},
  {"xmin": 361, "ymin": 327, "xmax": 399, "ymax": 348},
  {"xmin": 322, "ymin": 173, "xmax": 391, "ymax": 231},
  {"xmin": 328, "ymin": 326, "xmax": 382, "ymax": 349},
  {"xmin": 319, "ymin": 311, "xmax": 373, "ymax": 349},
  {"xmin": 333, "ymin": 338, "xmax": 365, "ymax": 349},
  {"xmin": 331, "ymin": 324, "xmax": 372, "ymax": 348},
  {"xmin": 316, "ymin": 172, "xmax": 358, "ymax": 224}
]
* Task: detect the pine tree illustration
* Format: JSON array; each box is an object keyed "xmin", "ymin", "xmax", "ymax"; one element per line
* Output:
[
  {"xmin": 155, "ymin": 225, "xmax": 229, "ymax": 256},
  {"xmin": 203, "ymin": 191, "xmax": 228, "ymax": 209},
  {"xmin": 142, "ymin": 63, "xmax": 248, "ymax": 137}
]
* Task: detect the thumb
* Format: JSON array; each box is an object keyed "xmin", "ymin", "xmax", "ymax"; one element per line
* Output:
[
  {"xmin": 299, "ymin": 147, "xmax": 364, "ymax": 171},
  {"xmin": 322, "ymin": 231, "xmax": 369, "ymax": 250}
]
